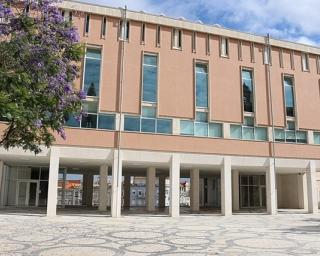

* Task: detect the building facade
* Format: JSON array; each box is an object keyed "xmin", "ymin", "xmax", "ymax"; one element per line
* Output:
[{"xmin": 0, "ymin": 0, "xmax": 320, "ymax": 217}]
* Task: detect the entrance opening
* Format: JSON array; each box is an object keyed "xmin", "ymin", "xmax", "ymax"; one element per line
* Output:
[{"xmin": 239, "ymin": 174, "xmax": 266, "ymax": 209}]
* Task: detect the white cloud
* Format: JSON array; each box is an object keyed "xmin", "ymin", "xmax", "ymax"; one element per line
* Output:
[{"xmin": 75, "ymin": 0, "xmax": 320, "ymax": 46}]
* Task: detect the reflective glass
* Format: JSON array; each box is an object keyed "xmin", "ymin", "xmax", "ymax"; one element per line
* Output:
[
  {"xmin": 255, "ymin": 127, "xmax": 268, "ymax": 141},
  {"xmin": 286, "ymin": 130, "xmax": 296, "ymax": 143},
  {"xmin": 275, "ymin": 129, "xmax": 285, "ymax": 142},
  {"xmin": 124, "ymin": 116, "xmax": 140, "ymax": 131},
  {"xmin": 242, "ymin": 70, "xmax": 254, "ymax": 112},
  {"xmin": 284, "ymin": 77, "xmax": 295, "ymax": 117},
  {"xmin": 195, "ymin": 122, "xmax": 208, "ymax": 137},
  {"xmin": 296, "ymin": 131, "xmax": 307, "ymax": 144},
  {"xmin": 81, "ymin": 114, "xmax": 97, "ymax": 128},
  {"xmin": 83, "ymin": 101, "xmax": 98, "ymax": 113},
  {"xmin": 209, "ymin": 123, "xmax": 223, "ymax": 137},
  {"xmin": 157, "ymin": 119, "xmax": 172, "ymax": 134},
  {"xmin": 180, "ymin": 120, "xmax": 194, "ymax": 135},
  {"xmin": 195, "ymin": 111, "xmax": 208, "ymax": 122},
  {"xmin": 142, "ymin": 55, "xmax": 158, "ymax": 102},
  {"xmin": 314, "ymin": 132, "xmax": 320, "ymax": 144},
  {"xmin": 143, "ymin": 55, "xmax": 157, "ymax": 66},
  {"xmin": 98, "ymin": 114, "xmax": 115, "ymax": 130},
  {"xmin": 65, "ymin": 115, "xmax": 80, "ymax": 127},
  {"xmin": 244, "ymin": 116, "xmax": 254, "ymax": 126},
  {"xmin": 142, "ymin": 106, "xmax": 156, "ymax": 118},
  {"xmin": 84, "ymin": 49, "xmax": 101, "ymax": 96},
  {"xmin": 196, "ymin": 64, "xmax": 208, "ymax": 108},
  {"xmin": 230, "ymin": 125, "xmax": 242, "ymax": 139},
  {"xmin": 141, "ymin": 118, "xmax": 156, "ymax": 133},
  {"xmin": 243, "ymin": 126, "xmax": 254, "ymax": 140}
]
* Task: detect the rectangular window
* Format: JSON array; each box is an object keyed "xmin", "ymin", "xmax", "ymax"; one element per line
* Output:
[
  {"xmin": 230, "ymin": 125, "xmax": 242, "ymax": 139},
  {"xmin": 192, "ymin": 31, "xmax": 196, "ymax": 52},
  {"xmin": 317, "ymin": 56, "xmax": 320, "ymax": 74},
  {"xmin": 101, "ymin": 17, "xmax": 107, "ymax": 38},
  {"xmin": 157, "ymin": 119, "xmax": 172, "ymax": 134},
  {"xmin": 156, "ymin": 25, "xmax": 161, "ymax": 47},
  {"xmin": 242, "ymin": 69, "xmax": 254, "ymax": 113},
  {"xmin": 314, "ymin": 132, "xmax": 320, "ymax": 144},
  {"xmin": 195, "ymin": 63, "xmax": 209, "ymax": 108},
  {"xmin": 98, "ymin": 114, "xmax": 115, "ymax": 130},
  {"xmin": 301, "ymin": 52, "xmax": 309, "ymax": 71},
  {"xmin": 142, "ymin": 54, "xmax": 158, "ymax": 103},
  {"xmin": 195, "ymin": 122, "xmax": 208, "ymax": 137},
  {"xmin": 279, "ymin": 49, "xmax": 284, "ymax": 68},
  {"xmin": 62, "ymin": 10, "xmax": 72, "ymax": 22},
  {"xmin": 209, "ymin": 123, "xmax": 223, "ymax": 137},
  {"xmin": 83, "ymin": 48, "xmax": 102, "ymax": 97},
  {"xmin": 238, "ymin": 40, "xmax": 243, "ymax": 61},
  {"xmin": 142, "ymin": 106, "xmax": 156, "ymax": 118},
  {"xmin": 250, "ymin": 42, "xmax": 255, "ymax": 63},
  {"xmin": 141, "ymin": 23, "xmax": 146, "ymax": 44},
  {"xmin": 220, "ymin": 37, "xmax": 229, "ymax": 57},
  {"xmin": 284, "ymin": 76, "xmax": 295, "ymax": 117},
  {"xmin": 172, "ymin": 28, "xmax": 182, "ymax": 49},
  {"xmin": 195, "ymin": 111, "xmax": 208, "ymax": 122},
  {"xmin": 255, "ymin": 127, "xmax": 267, "ymax": 141},
  {"xmin": 85, "ymin": 14, "xmax": 90, "ymax": 35},
  {"xmin": 263, "ymin": 46, "xmax": 271, "ymax": 65},
  {"xmin": 290, "ymin": 50, "xmax": 295, "ymax": 70},
  {"xmin": 180, "ymin": 120, "xmax": 194, "ymax": 135},
  {"xmin": 206, "ymin": 35, "xmax": 210, "ymax": 55},
  {"xmin": 119, "ymin": 20, "xmax": 130, "ymax": 41},
  {"xmin": 141, "ymin": 118, "xmax": 156, "ymax": 133},
  {"xmin": 124, "ymin": 116, "xmax": 140, "ymax": 131}
]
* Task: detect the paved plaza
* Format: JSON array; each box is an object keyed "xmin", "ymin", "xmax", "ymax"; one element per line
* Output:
[{"xmin": 0, "ymin": 210, "xmax": 320, "ymax": 255}]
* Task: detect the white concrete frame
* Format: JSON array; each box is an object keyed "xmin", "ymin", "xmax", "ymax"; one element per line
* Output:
[{"xmin": 0, "ymin": 146, "xmax": 319, "ymax": 217}]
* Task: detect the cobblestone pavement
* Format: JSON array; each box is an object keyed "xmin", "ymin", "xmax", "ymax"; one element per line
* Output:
[{"xmin": 0, "ymin": 211, "xmax": 320, "ymax": 255}]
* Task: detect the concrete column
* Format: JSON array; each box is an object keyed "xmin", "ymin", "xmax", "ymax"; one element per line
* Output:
[
  {"xmin": 169, "ymin": 154, "xmax": 180, "ymax": 217},
  {"xmin": 82, "ymin": 173, "xmax": 93, "ymax": 207},
  {"xmin": 123, "ymin": 175, "xmax": 131, "ymax": 209},
  {"xmin": 99, "ymin": 164, "xmax": 108, "ymax": 211},
  {"xmin": 47, "ymin": 147, "xmax": 60, "ymax": 217},
  {"xmin": 232, "ymin": 170, "xmax": 240, "ymax": 211},
  {"xmin": 158, "ymin": 175, "xmax": 166, "ymax": 208},
  {"xmin": 147, "ymin": 167, "xmax": 156, "ymax": 212},
  {"xmin": 297, "ymin": 173, "xmax": 308, "ymax": 209},
  {"xmin": 190, "ymin": 169, "xmax": 200, "ymax": 212},
  {"xmin": 307, "ymin": 160, "xmax": 318, "ymax": 214},
  {"xmin": 111, "ymin": 149, "xmax": 122, "ymax": 218},
  {"xmin": 221, "ymin": 156, "xmax": 232, "ymax": 216},
  {"xmin": 266, "ymin": 159, "xmax": 277, "ymax": 215},
  {"xmin": 0, "ymin": 161, "xmax": 4, "ymax": 207},
  {"xmin": 61, "ymin": 169, "xmax": 67, "ymax": 207}
]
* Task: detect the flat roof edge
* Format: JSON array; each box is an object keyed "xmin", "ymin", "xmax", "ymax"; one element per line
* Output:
[{"xmin": 59, "ymin": 0, "xmax": 320, "ymax": 55}]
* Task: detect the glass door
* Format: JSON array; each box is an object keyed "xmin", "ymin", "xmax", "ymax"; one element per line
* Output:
[{"xmin": 16, "ymin": 181, "xmax": 39, "ymax": 207}]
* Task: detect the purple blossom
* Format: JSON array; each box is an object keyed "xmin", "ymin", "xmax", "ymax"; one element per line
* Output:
[
  {"xmin": 79, "ymin": 90, "xmax": 86, "ymax": 100},
  {"xmin": 34, "ymin": 119, "xmax": 42, "ymax": 128},
  {"xmin": 57, "ymin": 127, "xmax": 66, "ymax": 140}
]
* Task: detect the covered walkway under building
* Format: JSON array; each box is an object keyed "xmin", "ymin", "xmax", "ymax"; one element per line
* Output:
[{"xmin": 0, "ymin": 147, "xmax": 319, "ymax": 217}]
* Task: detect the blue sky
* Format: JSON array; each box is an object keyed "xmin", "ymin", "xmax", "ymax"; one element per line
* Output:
[{"xmin": 76, "ymin": 0, "xmax": 320, "ymax": 47}]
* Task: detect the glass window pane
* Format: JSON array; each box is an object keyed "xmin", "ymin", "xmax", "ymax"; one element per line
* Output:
[
  {"xmin": 83, "ymin": 101, "xmax": 98, "ymax": 113},
  {"xmin": 284, "ymin": 77, "xmax": 295, "ymax": 117},
  {"xmin": 98, "ymin": 114, "xmax": 115, "ymax": 130},
  {"xmin": 65, "ymin": 115, "xmax": 80, "ymax": 127},
  {"xmin": 86, "ymin": 48, "xmax": 102, "ymax": 59},
  {"xmin": 244, "ymin": 116, "xmax": 254, "ymax": 126},
  {"xmin": 180, "ymin": 120, "xmax": 194, "ymax": 135},
  {"xmin": 275, "ymin": 129, "xmax": 285, "ymax": 142},
  {"xmin": 255, "ymin": 127, "xmax": 268, "ymax": 141},
  {"xmin": 195, "ymin": 63, "xmax": 208, "ymax": 108},
  {"xmin": 243, "ymin": 127, "xmax": 254, "ymax": 140},
  {"xmin": 230, "ymin": 125, "xmax": 242, "ymax": 139},
  {"xmin": 141, "ymin": 118, "xmax": 156, "ymax": 133},
  {"xmin": 124, "ymin": 116, "xmax": 140, "ymax": 131},
  {"xmin": 287, "ymin": 121, "xmax": 295, "ymax": 130},
  {"xmin": 81, "ymin": 114, "xmax": 97, "ymax": 128},
  {"xmin": 195, "ymin": 122, "xmax": 208, "ymax": 137},
  {"xmin": 209, "ymin": 123, "xmax": 223, "ymax": 138},
  {"xmin": 157, "ymin": 119, "xmax": 172, "ymax": 134},
  {"xmin": 142, "ymin": 65, "xmax": 157, "ymax": 102},
  {"xmin": 296, "ymin": 131, "xmax": 307, "ymax": 143},
  {"xmin": 144, "ymin": 55, "xmax": 157, "ymax": 66},
  {"xmin": 142, "ymin": 106, "xmax": 156, "ymax": 118},
  {"xmin": 314, "ymin": 132, "xmax": 320, "ymax": 144},
  {"xmin": 242, "ymin": 70, "xmax": 254, "ymax": 112},
  {"xmin": 195, "ymin": 112, "xmax": 208, "ymax": 122},
  {"xmin": 286, "ymin": 130, "xmax": 296, "ymax": 143},
  {"xmin": 84, "ymin": 49, "xmax": 101, "ymax": 97},
  {"xmin": 240, "ymin": 176, "xmax": 248, "ymax": 185}
]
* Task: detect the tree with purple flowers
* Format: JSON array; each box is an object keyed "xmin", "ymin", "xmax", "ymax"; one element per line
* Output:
[{"xmin": 0, "ymin": 0, "xmax": 85, "ymax": 154}]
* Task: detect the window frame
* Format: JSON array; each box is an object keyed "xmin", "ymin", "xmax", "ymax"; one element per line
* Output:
[
  {"xmin": 192, "ymin": 31, "xmax": 196, "ymax": 53},
  {"xmin": 141, "ymin": 52, "xmax": 159, "ymax": 104},
  {"xmin": 82, "ymin": 46, "xmax": 103, "ymax": 99},
  {"xmin": 119, "ymin": 20, "xmax": 130, "ymax": 41},
  {"xmin": 101, "ymin": 16, "xmax": 107, "ymax": 39},
  {"xmin": 220, "ymin": 37, "xmax": 229, "ymax": 58},
  {"xmin": 172, "ymin": 28, "xmax": 182, "ymax": 50},
  {"xmin": 241, "ymin": 67, "xmax": 256, "ymax": 115},
  {"xmin": 194, "ymin": 60, "xmax": 210, "ymax": 110},
  {"xmin": 301, "ymin": 52, "xmax": 310, "ymax": 72},
  {"xmin": 141, "ymin": 23, "xmax": 146, "ymax": 44},
  {"xmin": 282, "ymin": 74, "xmax": 296, "ymax": 119},
  {"xmin": 156, "ymin": 25, "xmax": 161, "ymax": 47},
  {"xmin": 84, "ymin": 14, "xmax": 90, "ymax": 36}
]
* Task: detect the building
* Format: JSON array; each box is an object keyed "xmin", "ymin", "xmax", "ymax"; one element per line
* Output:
[{"xmin": 0, "ymin": 0, "xmax": 320, "ymax": 217}]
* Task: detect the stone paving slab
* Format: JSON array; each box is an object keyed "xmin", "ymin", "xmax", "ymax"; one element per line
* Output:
[{"xmin": 0, "ymin": 212, "xmax": 320, "ymax": 255}]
